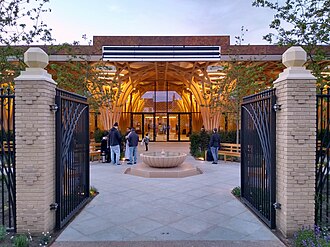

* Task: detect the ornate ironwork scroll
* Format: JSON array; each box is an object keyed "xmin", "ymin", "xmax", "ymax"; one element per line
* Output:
[
  {"xmin": 241, "ymin": 88, "xmax": 276, "ymax": 229},
  {"xmin": 55, "ymin": 88, "xmax": 89, "ymax": 229}
]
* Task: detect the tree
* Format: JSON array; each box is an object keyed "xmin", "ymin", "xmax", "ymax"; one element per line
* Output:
[
  {"xmin": 0, "ymin": 0, "xmax": 53, "ymax": 86},
  {"xmin": 49, "ymin": 38, "xmax": 123, "ymax": 130},
  {"xmin": 197, "ymin": 27, "xmax": 273, "ymax": 142},
  {"xmin": 219, "ymin": 62, "xmax": 269, "ymax": 143},
  {"xmin": 253, "ymin": 0, "xmax": 330, "ymax": 87}
]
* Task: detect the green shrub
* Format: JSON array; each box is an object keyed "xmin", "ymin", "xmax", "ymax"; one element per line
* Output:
[
  {"xmin": 220, "ymin": 130, "xmax": 237, "ymax": 143},
  {"xmin": 231, "ymin": 186, "xmax": 241, "ymax": 197},
  {"xmin": 200, "ymin": 130, "xmax": 211, "ymax": 152},
  {"xmin": 190, "ymin": 130, "xmax": 237, "ymax": 158},
  {"xmin": 189, "ymin": 132, "xmax": 201, "ymax": 157},
  {"xmin": 93, "ymin": 129, "xmax": 105, "ymax": 143},
  {"xmin": 0, "ymin": 225, "xmax": 6, "ymax": 241},
  {"xmin": 12, "ymin": 234, "xmax": 29, "ymax": 247},
  {"xmin": 39, "ymin": 231, "xmax": 51, "ymax": 247},
  {"xmin": 190, "ymin": 131, "xmax": 211, "ymax": 157},
  {"xmin": 294, "ymin": 225, "xmax": 329, "ymax": 247},
  {"xmin": 90, "ymin": 186, "xmax": 99, "ymax": 196}
]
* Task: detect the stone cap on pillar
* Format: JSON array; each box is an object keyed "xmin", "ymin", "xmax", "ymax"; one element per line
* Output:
[
  {"xmin": 14, "ymin": 47, "xmax": 56, "ymax": 84},
  {"xmin": 274, "ymin": 46, "xmax": 316, "ymax": 83},
  {"xmin": 24, "ymin": 47, "xmax": 49, "ymax": 69},
  {"xmin": 282, "ymin": 46, "xmax": 306, "ymax": 68}
]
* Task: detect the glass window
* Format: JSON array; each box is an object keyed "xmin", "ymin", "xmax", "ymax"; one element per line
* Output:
[
  {"xmin": 141, "ymin": 91, "xmax": 155, "ymax": 112},
  {"xmin": 155, "ymin": 91, "xmax": 167, "ymax": 112},
  {"xmin": 168, "ymin": 91, "xmax": 182, "ymax": 112}
]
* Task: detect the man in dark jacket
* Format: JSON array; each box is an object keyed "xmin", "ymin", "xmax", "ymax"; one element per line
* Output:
[
  {"xmin": 108, "ymin": 122, "xmax": 122, "ymax": 165},
  {"xmin": 209, "ymin": 128, "xmax": 221, "ymax": 164},
  {"xmin": 127, "ymin": 128, "xmax": 139, "ymax": 165}
]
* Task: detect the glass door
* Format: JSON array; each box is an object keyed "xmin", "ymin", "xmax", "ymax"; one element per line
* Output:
[
  {"xmin": 144, "ymin": 114, "xmax": 154, "ymax": 141},
  {"xmin": 168, "ymin": 113, "xmax": 179, "ymax": 141},
  {"xmin": 155, "ymin": 113, "xmax": 167, "ymax": 141},
  {"xmin": 179, "ymin": 113, "xmax": 191, "ymax": 141},
  {"xmin": 132, "ymin": 114, "xmax": 143, "ymax": 140}
]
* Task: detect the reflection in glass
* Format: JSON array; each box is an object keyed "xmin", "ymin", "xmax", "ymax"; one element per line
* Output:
[
  {"xmin": 144, "ymin": 114, "xmax": 154, "ymax": 141},
  {"xmin": 168, "ymin": 91, "xmax": 182, "ymax": 112},
  {"xmin": 132, "ymin": 114, "xmax": 143, "ymax": 140},
  {"xmin": 180, "ymin": 114, "xmax": 190, "ymax": 141},
  {"xmin": 155, "ymin": 113, "xmax": 167, "ymax": 141},
  {"xmin": 168, "ymin": 114, "xmax": 178, "ymax": 141}
]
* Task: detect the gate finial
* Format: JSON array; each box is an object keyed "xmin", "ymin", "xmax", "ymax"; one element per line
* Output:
[
  {"xmin": 14, "ymin": 47, "xmax": 55, "ymax": 84},
  {"xmin": 274, "ymin": 46, "xmax": 315, "ymax": 82},
  {"xmin": 24, "ymin": 47, "xmax": 49, "ymax": 69},
  {"xmin": 282, "ymin": 46, "xmax": 306, "ymax": 68}
]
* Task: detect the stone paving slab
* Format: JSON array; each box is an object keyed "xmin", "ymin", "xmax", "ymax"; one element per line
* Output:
[
  {"xmin": 53, "ymin": 143, "xmax": 286, "ymax": 247},
  {"xmin": 51, "ymin": 240, "xmax": 285, "ymax": 247}
]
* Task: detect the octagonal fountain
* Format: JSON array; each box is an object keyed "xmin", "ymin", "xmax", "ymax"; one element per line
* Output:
[
  {"xmin": 125, "ymin": 149, "xmax": 202, "ymax": 178},
  {"xmin": 140, "ymin": 150, "xmax": 187, "ymax": 168}
]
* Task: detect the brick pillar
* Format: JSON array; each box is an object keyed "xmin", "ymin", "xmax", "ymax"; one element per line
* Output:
[
  {"xmin": 273, "ymin": 46, "xmax": 316, "ymax": 237},
  {"xmin": 14, "ymin": 48, "xmax": 57, "ymax": 233}
]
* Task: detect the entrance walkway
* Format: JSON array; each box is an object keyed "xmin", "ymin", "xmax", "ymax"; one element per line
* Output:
[{"xmin": 52, "ymin": 143, "xmax": 285, "ymax": 247}]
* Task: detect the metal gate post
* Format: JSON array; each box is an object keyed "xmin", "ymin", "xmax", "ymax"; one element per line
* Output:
[{"xmin": 273, "ymin": 46, "xmax": 316, "ymax": 237}]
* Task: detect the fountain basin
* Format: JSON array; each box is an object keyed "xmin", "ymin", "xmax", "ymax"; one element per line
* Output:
[{"xmin": 140, "ymin": 151, "xmax": 187, "ymax": 168}]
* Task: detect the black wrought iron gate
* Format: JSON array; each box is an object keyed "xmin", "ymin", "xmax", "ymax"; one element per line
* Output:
[
  {"xmin": 316, "ymin": 88, "xmax": 330, "ymax": 228},
  {"xmin": 241, "ymin": 88, "xmax": 276, "ymax": 229},
  {"xmin": 0, "ymin": 88, "xmax": 15, "ymax": 231},
  {"xmin": 55, "ymin": 88, "xmax": 89, "ymax": 229}
]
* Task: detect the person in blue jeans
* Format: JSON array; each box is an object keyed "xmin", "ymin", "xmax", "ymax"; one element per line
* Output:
[
  {"xmin": 209, "ymin": 128, "xmax": 221, "ymax": 164},
  {"xmin": 108, "ymin": 122, "xmax": 122, "ymax": 165},
  {"xmin": 127, "ymin": 128, "xmax": 139, "ymax": 165}
]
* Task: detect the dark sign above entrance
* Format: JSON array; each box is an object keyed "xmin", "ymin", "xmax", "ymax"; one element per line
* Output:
[{"xmin": 102, "ymin": 45, "xmax": 221, "ymax": 61}]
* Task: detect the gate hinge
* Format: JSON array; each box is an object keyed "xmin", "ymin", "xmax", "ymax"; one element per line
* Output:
[
  {"xmin": 50, "ymin": 203, "xmax": 58, "ymax": 211},
  {"xmin": 49, "ymin": 104, "xmax": 58, "ymax": 112},
  {"xmin": 273, "ymin": 103, "xmax": 281, "ymax": 112},
  {"xmin": 273, "ymin": 202, "xmax": 281, "ymax": 209}
]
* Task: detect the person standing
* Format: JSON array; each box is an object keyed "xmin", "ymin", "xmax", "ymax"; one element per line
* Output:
[
  {"xmin": 127, "ymin": 128, "xmax": 139, "ymax": 165},
  {"xmin": 209, "ymin": 128, "xmax": 221, "ymax": 164},
  {"xmin": 124, "ymin": 127, "xmax": 131, "ymax": 161},
  {"xmin": 108, "ymin": 122, "xmax": 122, "ymax": 165},
  {"xmin": 100, "ymin": 131, "xmax": 110, "ymax": 163},
  {"xmin": 142, "ymin": 133, "xmax": 150, "ymax": 151}
]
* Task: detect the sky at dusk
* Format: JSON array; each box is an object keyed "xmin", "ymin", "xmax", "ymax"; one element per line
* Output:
[{"xmin": 44, "ymin": 0, "xmax": 277, "ymax": 45}]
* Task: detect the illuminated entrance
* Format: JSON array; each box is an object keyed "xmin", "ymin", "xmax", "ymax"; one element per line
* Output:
[
  {"xmin": 131, "ymin": 113, "xmax": 192, "ymax": 142},
  {"xmin": 45, "ymin": 36, "xmax": 288, "ymax": 142},
  {"xmin": 100, "ymin": 44, "xmax": 221, "ymax": 141},
  {"xmin": 124, "ymin": 81, "xmax": 199, "ymax": 142}
]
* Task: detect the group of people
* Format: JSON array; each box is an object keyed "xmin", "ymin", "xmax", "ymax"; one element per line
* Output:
[
  {"xmin": 100, "ymin": 122, "xmax": 150, "ymax": 166},
  {"xmin": 100, "ymin": 122, "xmax": 221, "ymax": 165}
]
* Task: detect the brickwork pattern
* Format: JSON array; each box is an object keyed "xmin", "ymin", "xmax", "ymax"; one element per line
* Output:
[
  {"xmin": 274, "ymin": 79, "xmax": 316, "ymax": 237},
  {"xmin": 15, "ymin": 79, "xmax": 56, "ymax": 233}
]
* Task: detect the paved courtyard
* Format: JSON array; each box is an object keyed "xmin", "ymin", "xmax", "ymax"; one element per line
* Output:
[{"xmin": 52, "ymin": 143, "xmax": 285, "ymax": 247}]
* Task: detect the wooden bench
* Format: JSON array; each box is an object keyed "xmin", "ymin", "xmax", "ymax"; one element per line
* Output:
[
  {"xmin": 90, "ymin": 143, "xmax": 101, "ymax": 162},
  {"xmin": 205, "ymin": 143, "xmax": 241, "ymax": 162},
  {"xmin": 219, "ymin": 143, "xmax": 240, "ymax": 161}
]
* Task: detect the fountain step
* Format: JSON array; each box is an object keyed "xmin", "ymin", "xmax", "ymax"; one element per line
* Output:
[{"xmin": 124, "ymin": 162, "xmax": 203, "ymax": 178}]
